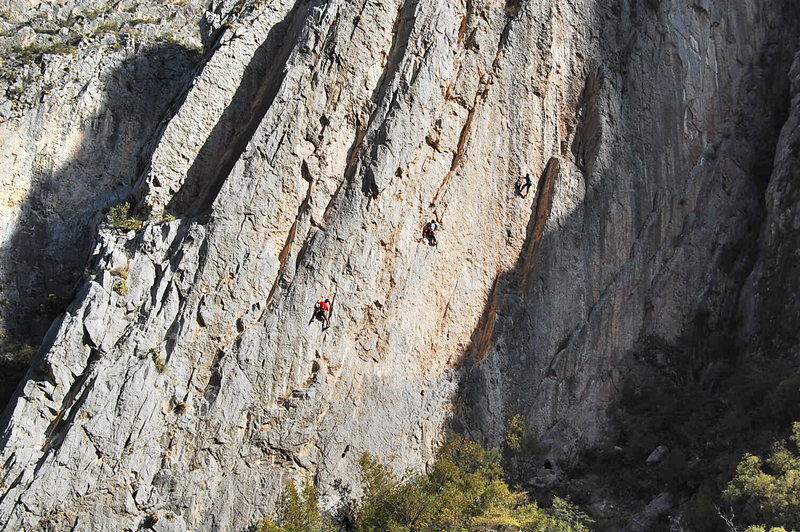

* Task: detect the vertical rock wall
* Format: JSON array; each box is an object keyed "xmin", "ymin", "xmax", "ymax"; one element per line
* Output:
[
  {"xmin": 461, "ymin": 0, "xmax": 800, "ymax": 454},
  {"xmin": 0, "ymin": 0, "xmax": 797, "ymax": 530}
]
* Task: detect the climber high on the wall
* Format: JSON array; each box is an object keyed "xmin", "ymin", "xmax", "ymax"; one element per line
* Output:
[
  {"xmin": 417, "ymin": 219, "xmax": 439, "ymax": 246},
  {"xmin": 515, "ymin": 173, "xmax": 532, "ymax": 198},
  {"xmin": 309, "ymin": 298, "xmax": 331, "ymax": 329}
]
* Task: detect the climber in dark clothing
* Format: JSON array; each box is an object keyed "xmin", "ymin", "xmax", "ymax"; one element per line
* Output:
[
  {"xmin": 417, "ymin": 219, "xmax": 439, "ymax": 246},
  {"xmin": 515, "ymin": 173, "xmax": 532, "ymax": 198},
  {"xmin": 309, "ymin": 298, "xmax": 331, "ymax": 329}
]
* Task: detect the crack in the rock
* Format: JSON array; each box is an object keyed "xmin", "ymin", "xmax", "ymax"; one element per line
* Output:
[
  {"xmin": 431, "ymin": 12, "xmax": 516, "ymax": 207},
  {"xmin": 520, "ymin": 157, "xmax": 560, "ymax": 297},
  {"xmin": 264, "ymin": 159, "xmax": 316, "ymax": 311}
]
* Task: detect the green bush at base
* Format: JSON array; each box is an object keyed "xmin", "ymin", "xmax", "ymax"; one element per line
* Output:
[{"xmin": 258, "ymin": 435, "xmax": 592, "ymax": 532}]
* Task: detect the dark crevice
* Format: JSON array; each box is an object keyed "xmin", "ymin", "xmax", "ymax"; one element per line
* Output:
[
  {"xmin": 162, "ymin": 290, "xmax": 186, "ymax": 360},
  {"xmin": 464, "ymin": 275, "xmax": 501, "ymax": 369},
  {"xmin": 36, "ymin": 371, "xmax": 98, "ymax": 476},
  {"xmin": 571, "ymin": 67, "xmax": 604, "ymax": 178},
  {"xmin": 520, "ymin": 157, "xmax": 560, "ymax": 296},
  {"xmin": 456, "ymin": 156, "xmax": 559, "ymax": 372},
  {"xmin": 200, "ymin": 349, "xmax": 227, "ymax": 412},
  {"xmin": 132, "ymin": 48, "xmax": 208, "ymax": 196},
  {"xmin": 369, "ymin": 0, "xmax": 419, "ymax": 107},
  {"xmin": 46, "ymin": 346, "xmax": 102, "ymax": 424},
  {"xmin": 264, "ymin": 159, "xmax": 316, "ymax": 309},
  {"xmin": 453, "ymin": 4, "xmax": 800, "ymax": 530},
  {"xmin": 0, "ymin": 471, "xmax": 23, "ymax": 506},
  {"xmin": 430, "ymin": 96, "xmax": 480, "ymax": 206},
  {"xmin": 457, "ymin": 0, "xmax": 474, "ymax": 44},
  {"xmin": 454, "ymin": 186, "xmax": 543, "ymax": 443},
  {"xmin": 321, "ymin": 117, "xmax": 367, "ymax": 224},
  {"xmin": 294, "ymin": 226, "xmax": 321, "ymax": 273},
  {"xmin": 349, "ymin": 0, "xmax": 371, "ymax": 40}
]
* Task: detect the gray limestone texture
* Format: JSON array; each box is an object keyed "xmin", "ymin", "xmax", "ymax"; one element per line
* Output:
[{"xmin": 0, "ymin": 0, "xmax": 798, "ymax": 530}]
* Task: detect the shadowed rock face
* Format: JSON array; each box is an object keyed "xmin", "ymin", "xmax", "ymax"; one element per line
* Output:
[
  {"xmin": 0, "ymin": 0, "xmax": 207, "ymax": 395},
  {"xmin": 0, "ymin": 0, "xmax": 798, "ymax": 529}
]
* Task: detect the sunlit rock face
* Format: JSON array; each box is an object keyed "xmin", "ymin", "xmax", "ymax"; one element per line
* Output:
[{"xmin": 0, "ymin": 0, "xmax": 797, "ymax": 529}]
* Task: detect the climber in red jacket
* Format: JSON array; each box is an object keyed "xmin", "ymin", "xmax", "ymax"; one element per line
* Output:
[{"xmin": 309, "ymin": 298, "xmax": 331, "ymax": 329}]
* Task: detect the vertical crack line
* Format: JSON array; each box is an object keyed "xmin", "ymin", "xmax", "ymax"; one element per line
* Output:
[
  {"xmin": 264, "ymin": 221, "xmax": 299, "ymax": 310},
  {"xmin": 470, "ymin": 275, "xmax": 502, "ymax": 366},
  {"xmin": 430, "ymin": 88, "xmax": 481, "ymax": 206},
  {"xmin": 457, "ymin": 0, "xmax": 474, "ymax": 44},
  {"xmin": 521, "ymin": 157, "xmax": 560, "ymax": 296},
  {"xmin": 319, "ymin": 112, "xmax": 367, "ymax": 225},
  {"xmin": 431, "ymin": 13, "xmax": 515, "ymax": 207},
  {"xmin": 263, "ymin": 159, "xmax": 315, "ymax": 312},
  {"xmin": 168, "ymin": 0, "xmax": 312, "ymax": 216}
]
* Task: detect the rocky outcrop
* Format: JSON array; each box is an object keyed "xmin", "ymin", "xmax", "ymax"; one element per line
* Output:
[
  {"xmin": 0, "ymin": 0, "xmax": 798, "ymax": 530},
  {"xmin": 0, "ymin": 0, "xmax": 206, "ymax": 371}
]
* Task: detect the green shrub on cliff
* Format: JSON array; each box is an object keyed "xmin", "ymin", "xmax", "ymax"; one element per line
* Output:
[{"xmin": 107, "ymin": 202, "xmax": 143, "ymax": 231}]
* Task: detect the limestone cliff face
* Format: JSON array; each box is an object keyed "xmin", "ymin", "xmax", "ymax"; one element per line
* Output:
[{"xmin": 0, "ymin": 0, "xmax": 798, "ymax": 530}]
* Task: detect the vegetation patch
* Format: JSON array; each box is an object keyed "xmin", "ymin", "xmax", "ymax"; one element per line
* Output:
[
  {"xmin": 504, "ymin": 0, "xmax": 525, "ymax": 18},
  {"xmin": 504, "ymin": 414, "xmax": 544, "ymax": 458},
  {"xmin": 173, "ymin": 401, "xmax": 187, "ymax": 414},
  {"xmin": 0, "ymin": 1, "xmax": 207, "ymax": 115},
  {"xmin": 159, "ymin": 209, "xmax": 177, "ymax": 223},
  {"xmin": 94, "ymin": 21, "xmax": 120, "ymax": 33},
  {"xmin": 150, "ymin": 348, "xmax": 166, "ymax": 373},
  {"xmin": 112, "ymin": 279, "xmax": 128, "ymax": 296},
  {"xmin": 0, "ymin": 344, "xmax": 37, "ymax": 364},
  {"xmin": 110, "ymin": 266, "xmax": 129, "ymax": 279},
  {"xmin": 10, "ymin": 42, "xmax": 78, "ymax": 64},
  {"xmin": 107, "ymin": 202, "xmax": 144, "ymax": 232},
  {"xmin": 127, "ymin": 17, "xmax": 159, "ymax": 26},
  {"xmin": 563, "ymin": 330, "xmax": 800, "ymax": 531},
  {"xmin": 723, "ymin": 422, "xmax": 800, "ymax": 531},
  {"xmin": 38, "ymin": 293, "xmax": 69, "ymax": 317},
  {"xmin": 143, "ymin": 512, "xmax": 159, "ymax": 528},
  {"xmin": 258, "ymin": 434, "xmax": 593, "ymax": 532}
]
